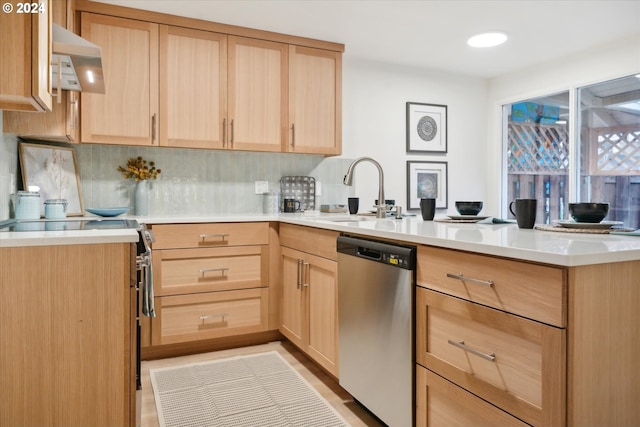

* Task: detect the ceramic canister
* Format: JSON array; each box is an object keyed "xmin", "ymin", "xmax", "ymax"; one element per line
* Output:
[
  {"xmin": 44, "ymin": 199, "xmax": 68, "ymax": 219},
  {"xmin": 15, "ymin": 191, "xmax": 41, "ymax": 220}
]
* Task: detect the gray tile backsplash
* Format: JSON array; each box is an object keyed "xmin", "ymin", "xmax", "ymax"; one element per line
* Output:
[
  {"xmin": 1, "ymin": 126, "xmax": 353, "ymax": 219},
  {"xmin": 75, "ymin": 145, "xmax": 352, "ymax": 216}
]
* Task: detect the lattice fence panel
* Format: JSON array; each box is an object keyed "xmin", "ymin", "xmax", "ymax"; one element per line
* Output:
[
  {"xmin": 508, "ymin": 123, "xmax": 569, "ymax": 175},
  {"xmin": 590, "ymin": 127, "xmax": 640, "ymax": 175}
]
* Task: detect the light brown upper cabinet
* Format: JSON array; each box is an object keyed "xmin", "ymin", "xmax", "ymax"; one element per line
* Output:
[
  {"xmin": 226, "ymin": 36, "xmax": 288, "ymax": 152},
  {"xmin": 3, "ymin": 0, "xmax": 79, "ymax": 142},
  {"xmin": 159, "ymin": 30, "xmax": 288, "ymax": 152},
  {"xmin": 159, "ymin": 26, "xmax": 227, "ymax": 149},
  {"xmin": 74, "ymin": 1, "xmax": 342, "ymax": 154},
  {"xmin": 80, "ymin": 13, "xmax": 159, "ymax": 146},
  {"xmin": 288, "ymin": 46, "xmax": 342, "ymax": 155},
  {"xmin": 0, "ymin": 0, "xmax": 52, "ymax": 112}
]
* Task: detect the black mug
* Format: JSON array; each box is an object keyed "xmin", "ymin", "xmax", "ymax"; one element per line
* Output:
[
  {"xmin": 420, "ymin": 198, "xmax": 436, "ymax": 221},
  {"xmin": 509, "ymin": 198, "xmax": 537, "ymax": 228},
  {"xmin": 283, "ymin": 198, "xmax": 301, "ymax": 213},
  {"xmin": 348, "ymin": 197, "xmax": 359, "ymax": 215}
]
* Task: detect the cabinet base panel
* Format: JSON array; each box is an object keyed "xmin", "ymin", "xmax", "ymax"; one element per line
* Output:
[{"xmin": 141, "ymin": 330, "xmax": 283, "ymax": 360}]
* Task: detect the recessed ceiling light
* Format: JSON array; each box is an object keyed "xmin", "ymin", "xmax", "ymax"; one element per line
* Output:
[{"xmin": 467, "ymin": 32, "xmax": 508, "ymax": 48}]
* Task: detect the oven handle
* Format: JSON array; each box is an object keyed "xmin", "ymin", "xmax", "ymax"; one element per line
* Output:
[{"xmin": 139, "ymin": 227, "xmax": 156, "ymax": 317}]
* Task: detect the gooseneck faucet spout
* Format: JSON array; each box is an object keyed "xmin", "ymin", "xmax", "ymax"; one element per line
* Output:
[{"xmin": 343, "ymin": 157, "xmax": 386, "ymax": 218}]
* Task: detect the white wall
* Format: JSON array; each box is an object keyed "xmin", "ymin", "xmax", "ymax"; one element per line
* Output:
[
  {"xmin": 485, "ymin": 34, "xmax": 640, "ymax": 216},
  {"xmin": 342, "ymin": 57, "xmax": 489, "ymax": 214}
]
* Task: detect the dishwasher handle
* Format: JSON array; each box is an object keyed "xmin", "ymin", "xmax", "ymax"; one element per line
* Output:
[{"xmin": 357, "ymin": 246, "xmax": 382, "ymax": 261}]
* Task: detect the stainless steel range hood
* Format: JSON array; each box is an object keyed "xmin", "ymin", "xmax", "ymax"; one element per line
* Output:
[{"xmin": 52, "ymin": 23, "xmax": 105, "ymax": 94}]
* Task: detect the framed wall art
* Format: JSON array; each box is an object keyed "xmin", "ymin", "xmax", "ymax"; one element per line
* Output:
[
  {"xmin": 406, "ymin": 161, "xmax": 448, "ymax": 210},
  {"xmin": 406, "ymin": 102, "xmax": 447, "ymax": 153},
  {"xmin": 19, "ymin": 142, "xmax": 84, "ymax": 216}
]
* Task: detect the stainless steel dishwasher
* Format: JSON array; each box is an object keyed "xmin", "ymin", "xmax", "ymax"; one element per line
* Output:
[{"xmin": 337, "ymin": 235, "xmax": 416, "ymax": 427}]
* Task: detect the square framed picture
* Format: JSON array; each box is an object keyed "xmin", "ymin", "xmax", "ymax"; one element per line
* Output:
[
  {"xmin": 406, "ymin": 102, "xmax": 447, "ymax": 153},
  {"xmin": 406, "ymin": 161, "xmax": 448, "ymax": 209},
  {"xmin": 19, "ymin": 142, "xmax": 84, "ymax": 216}
]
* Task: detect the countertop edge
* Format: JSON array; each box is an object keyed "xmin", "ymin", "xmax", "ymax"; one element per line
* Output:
[
  {"xmin": 0, "ymin": 229, "xmax": 139, "ymax": 247},
  {"xmin": 2, "ymin": 213, "xmax": 639, "ymax": 266}
]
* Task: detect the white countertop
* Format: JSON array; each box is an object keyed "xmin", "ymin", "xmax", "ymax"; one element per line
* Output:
[
  {"xmin": 0, "ymin": 218, "xmax": 140, "ymax": 247},
  {"xmin": 2, "ymin": 212, "xmax": 640, "ymax": 266}
]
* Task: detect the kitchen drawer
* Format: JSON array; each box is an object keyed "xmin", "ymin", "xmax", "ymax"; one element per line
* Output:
[
  {"xmin": 151, "ymin": 222, "xmax": 269, "ymax": 249},
  {"xmin": 416, "ymin": 364, "xmax": 530, "ymax": 427},
  {"xmin": 280, "ymin": 223, "xmax": 339, "ymax": 260},
  {"xmin": 152, "ymin": 288, "xmax": 269, "ymax": 345},
  {"xmin": 417, "ymin": 245, "xmax": 566, "ymax": 327},
  {"xmin": 153, "ymin": 246, "xmax": 268, "ymax": 296},
  {"xmin": 416, "ymin": 287, "xmax": 565, "ymax": 427}
]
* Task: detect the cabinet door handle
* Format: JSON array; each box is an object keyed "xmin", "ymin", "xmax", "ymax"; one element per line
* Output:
[
  {"xmin": 70, "ymin": 96, "xmax": 78, "ymax": 129},
  {"xmin": 151, "ymin": 113, "xmax": 157, "ymax": 143},
  {"xmin": 230, "ymin": 119, "xmax": 234, "ymax": 147},
  {"xmin": 447, "ymin": 339, "xmax": 496, "ymax": 362},
  {"xmin": 446, "ymin": 273, "xmax": 494, "ymax": 287},
  {"xmin": 302, "ymin": 261, "xmax": 310, "ymax": 287},
  {"xmin": 297, "ymin": 259, "xmax": 303, "ymax": 289},
  {"xmin": 291, "ymin": 123, "xmax": 295, "ymax": 148},
  {"xmin": 200, "ymin": 313, "xmax": 228, "ymax": 323},
  {"xmin": 200, "ymin": 233, "xmax": 229, "ymax": 242},
  {"xmin": 222, "ymin": 118, "xmax": 227, "ymax": 147},
  {"xmin": 200, "ymin": 267, "xmax": 229, "ymax": 277}
]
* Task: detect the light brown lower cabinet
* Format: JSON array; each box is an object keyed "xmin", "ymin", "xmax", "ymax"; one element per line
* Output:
[
  {"xmin": 152, "ymin": 288, "xmax": 269, "ymax": 345},
  {"xmin": 416, "ymin": 365, "xmax": 530, "ymax": 427},
  {"xmin": 416, "ymin": 244, "xmax": 640, "ymax": 427},
  {"xmin": 279, "ymin": 223, "xmax": 339, "ymax": 376},
  {"xmin": 147, "ymin": 222, "xmax": 277, "ymax": 355},
  {"xmin": 416, "ymin": 286, "xmax": 565, "ymax": 426},
  {"xmin": 0, "ymin": 243, "xmax": 134, "ymax": 427}
]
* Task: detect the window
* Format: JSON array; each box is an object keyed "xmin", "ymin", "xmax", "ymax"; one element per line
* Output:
[
  {"xmin": 503, "ymin": 74, "xmax": 640, "ymax": 228},
  {"xmin": 504, "ymin": 92, "xmax": 569, "ymax": 224},
  {"xmin": 578, "ymin": 75, "xmax": 640, "ymax": 229}
]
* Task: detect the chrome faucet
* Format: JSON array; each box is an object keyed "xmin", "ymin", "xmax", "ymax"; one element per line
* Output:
[{"xmin": 343, "ymin": 157, "xmax": 386, "ymax": 218}]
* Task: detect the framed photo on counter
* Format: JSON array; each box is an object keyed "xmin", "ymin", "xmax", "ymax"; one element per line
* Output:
[
  {"xmin": 406, "ymin": 102, "xmax": 448, "ymax": 153},
  {"xmin": 406, "ymin": 161, "xmax": 448, "ymax": 209},
  {"xmin": 19, "ymin": 142, "xmax": 84, "ymax": 216}
]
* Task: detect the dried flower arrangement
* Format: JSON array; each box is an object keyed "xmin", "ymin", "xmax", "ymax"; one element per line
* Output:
[{"xmin": 117, "ymin": 156, "xmax": 161, "ymax": 181}]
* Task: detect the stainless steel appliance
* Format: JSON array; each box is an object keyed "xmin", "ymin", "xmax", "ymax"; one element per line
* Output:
[
  {"xmin": 135, "ymin": 224, "xmax": 155, "ymax": 427},
  {"xmin": 337, "ymin": 235, "xmax": 416, "ymax": 427}
]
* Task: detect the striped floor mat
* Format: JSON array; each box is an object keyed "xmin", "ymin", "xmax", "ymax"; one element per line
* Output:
[{"xmin": 150, "ymin": 351, "xmax": 350, "ymax": 427}]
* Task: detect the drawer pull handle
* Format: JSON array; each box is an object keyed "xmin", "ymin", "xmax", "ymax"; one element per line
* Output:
[
  {"xmin": 446, "ymin": 273, "xmax": 494, "ymax": 287},
  {"xmin": 200, "ymin": 313, "xmax": 228, "ymax": 323},
  {"xmin": 200, "ymin": 233, "xmax": 229, "ymax": 242},
  {"xmin": 447, "ymin": 339, "xmax": 496, "ymax": 362},
  {"xmin": 200, "ymin": 268, "xmax": 229, "ymax": 277}
]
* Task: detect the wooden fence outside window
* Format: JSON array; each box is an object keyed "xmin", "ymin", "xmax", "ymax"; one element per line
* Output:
[{"xmin": 507, "ymin": 123, "xmax": 640, "ymax": 228}]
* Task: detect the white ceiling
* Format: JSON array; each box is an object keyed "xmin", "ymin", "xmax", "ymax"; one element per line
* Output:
[{"xmin": 92, "ymin": 0, "xmax": 640, "ymax": 79}]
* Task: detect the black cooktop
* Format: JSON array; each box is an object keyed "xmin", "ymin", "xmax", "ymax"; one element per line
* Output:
[{"xmin": 0, "ymin": 219, "xmax": 141, "ymax": 232}]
